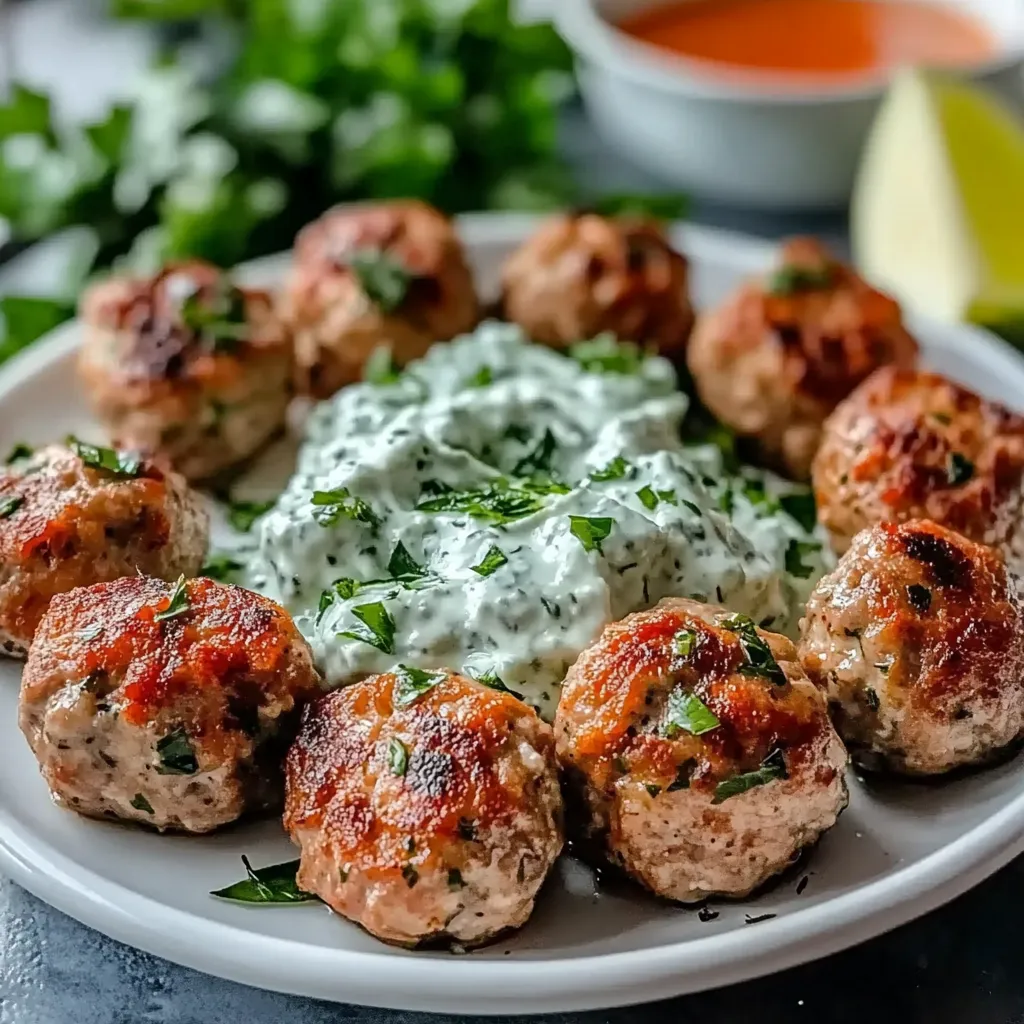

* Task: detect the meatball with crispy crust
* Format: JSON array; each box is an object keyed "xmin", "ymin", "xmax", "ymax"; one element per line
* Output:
[
  {"xmin": 500, "ymin": 212, "xmax": 693, "ymax": 360},
  {"xmin": 20, "ymin": 575, "xmax": 320, "ymax": 832},
  {"xmin": 283, "ymin": 201, "xmax": 479, "ymax": 399},
  {"xmin": 0, "ymin": 443, "xmax": 207, "ymax": 658},
  {"xmin": 79, "ymin": 259, "xmax": 293, "ymax": 482},
  {"xmin": 813, "ymin": 367, "xmax": 1024, "ymax": 564},
  {"xmin": 555, "ymin": 597, "xmax": 848, "ymax": 903},
  {"xmin": 800, "ymin": 520, "xmax": 1024, "ymax": 775},
  {"xmin": 284, "ymin": 669, "xmax": 563, "ymax": 948},
  {"xmin": 687, "ymin": 237, "xmax": 918, "ymax": 481}
]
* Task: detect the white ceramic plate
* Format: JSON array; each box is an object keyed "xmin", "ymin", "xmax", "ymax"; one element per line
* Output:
[{"xmin": 2, "ymin": 215, "xmax": 1024, "ymax": 1015}]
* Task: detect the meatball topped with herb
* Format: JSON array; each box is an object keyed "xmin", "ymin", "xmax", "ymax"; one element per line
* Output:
[
  {"xmin": 800, "ymin": 520, "xmax": 1024, "ymax": 775},
  {"xmin": 555, "ymin": 597, "xmax": 848, "ymax": 903},
  {"xmin": 500, "ymin": 212, "xmax": 693, "ymax": 361},
  {"xmin": 0, "ymin": 442, "xmax": 208, "ymax": 658},
  {"xmin": 283, "ymin": 201, "xmax": 479, "ymax": 399},
  {"xmin": 79, "ymin": 259, "xmax": 293, "ymax": 482},
  {"xmin": 687, "ymin": 237, "xmax": 919, "ymax": 480},
  {"xmin": 813, "ymin": 367, "xmax": 1024, "ymax": 565},
  {"xmin": 284, "ymin": 669, "xmax": 563, "ymax": 948},
  {"xmin": 19, "ymin": 574, "xmax": 320, "ymax": 832}
]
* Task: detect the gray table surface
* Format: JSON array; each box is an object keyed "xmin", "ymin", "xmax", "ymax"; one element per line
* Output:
[{"xmin": 1, "ymin": 5, "xmax": 1021, "ymax": 1022}]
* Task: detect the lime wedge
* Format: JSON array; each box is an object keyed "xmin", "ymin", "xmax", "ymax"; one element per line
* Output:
[{"xmin": 852, "ymin": 69, "xmax": 1024, "ymax": 336}]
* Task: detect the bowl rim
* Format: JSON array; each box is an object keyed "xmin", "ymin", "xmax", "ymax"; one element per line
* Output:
[{"xmin": 555, "ymin": 0, "xmax": 1024, "ymax": 105}]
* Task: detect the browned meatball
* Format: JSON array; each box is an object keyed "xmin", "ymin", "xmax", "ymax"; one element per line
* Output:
[
  {"xmin": 0, "ymin": 443, "xmax": 208, "ymax": 658},
  {"xmin": 20, "ymin": 575, "xmax": 320, "ymax": 832},
  {"xmin": 79, "ymin": 260, "xmax": 293, "ymax": 482},
  {"xmin": 555, "ymin": 597, "xmax": 848, "ymax": 904},
  {"xmin": 687, "ymin": 237, "xmax": 919, "ymax": 481},
  {"xmin": 283, "ymin": 201, "xmax": 479, "ymax": 399},
  {"xmin": 500, "ymin": 212, "xmax": 693, "ymax": 361},
  {"xmin": 800, "ymin": 520, "xmax": 1024, "ymax": 775},
  {"xmin": 813, "ymin": 367, "xmax": 1024, "ymax": 564},
  {"xmin": 284, "ymin": 669, "xmax": 563, "ymax": 948}
]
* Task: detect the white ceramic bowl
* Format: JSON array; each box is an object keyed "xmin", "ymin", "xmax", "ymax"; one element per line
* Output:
[{"xmin": 556, "ymin": 0, "xmax": 1024, "ymax": 210}]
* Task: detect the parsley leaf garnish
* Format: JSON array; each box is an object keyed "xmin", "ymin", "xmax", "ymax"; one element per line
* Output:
[
  {"xmin": 474, "ymin": 670, "xmax": 523, "ymax": 700},
  {"xmin": 636, "ymin": 485, "xmax": 659, "ymax": 510},
  {"xmin": 718, "ymin": 613, "xmax": 786, "ymax": 686},
  {"xmin": 201, "ymin": 554, "xmax": 244, "ymax": 582},
  {"xmin": 350, "ymin": 248, "xmax": 411, "ymax": 313},
  {"xmin": 227, "ymin": 499, "xmax": 274, "ymax": 533},
  {"xmin": 470, "ymin": 545, "xmax": 508, "ymax": 577},
  {"xmin": 311, "ymin": 488, "xmax": 380, "ymax": 528},
  {"xmin": 713, "ymin": 748, "xmax": 788, "ymax": 803},
  {"xmin": 946, "ymin": 451, "xmax": 975, "ymax": 486},
  {"xmin": 5, "ymin": 443, "xmax": 33, "ymax": 464},
  {"xmin": 590, "ymin": 455, "xmax": 633, "ymax": 481},
  {"xmin": 154, "ymin": 576, "xmax": 190, "ymax": 623},
  {"xmin": 569, "ymin": 334, "xmax": 644, "ymax": 375},
  {"xmin": 662, "ymin": 687, "xmax": 720, "ymax": 738},
  {"xmin": 767, "ymin": 264, "xmax": 833, "ymax": 296},
  {"xmin": 387, "ymin": 541, "xmax": 426, "ymax": 579},
  {"xmin": 569, "ymin": 515, "xmax": 614, "ymax": 554},
  {"xmin": 155, "ymin": 727, "xmax": 198, "ymax": 775},
  {"xmin": 339, "ymin": 601, "xmax": 396, "ymax": 653},
  {"xmin": 387, "ymin": 737, "xmax": 409, "ymax": 776},
  {"xmin": 364, "ymin": 345, "xmax": 402, "ymax": 384},
  {"xmin": 511, "ymin": 427, "xmax": 558, "ymax": 478},
  {"xmin": 130, "ymin": 793, "xmax": 154, "ymax": 814},
  {"xmin": 393, "ymin": 664, "xmax": 446, "ymax": 706},
  {"xmin": 68, "ymin": 437, "xmax": 143, "ymax": 478},
  {"xmin": 179, "ymin": 281, "xmax": 248, "ymax": 354},
  {"xmin": 674, "ymin": 628, "xmax": 698, "ymax": 658},
  {"xmin": 416, "ymin": 482, "xmax": 543, "ymax": 524},
  {"xmin": 316, "ymin": 577, "xmax": 365, "ymax": 624},
  {"xmin": 778, "ymin": 491, "xmax": 817, "ymax": 532},
  {"xmin": 210, "ymin": 856, "xmax": 316, "ymax": 904},
  {"xmin": 465, "ymin": 365, "xmax": 493, "ymax": 388},
  {"xmin": 0, "ymin": 495, "xmax": 23, "ymax": 519},
  {"xmin": 785, "ymin": 539, "xmax": 820, "ymax": 579}
]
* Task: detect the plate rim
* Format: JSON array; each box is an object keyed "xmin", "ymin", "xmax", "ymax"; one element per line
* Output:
[{"xmin": 2, "ymin": 214, "xmax": 1024, "ymax": 1014}]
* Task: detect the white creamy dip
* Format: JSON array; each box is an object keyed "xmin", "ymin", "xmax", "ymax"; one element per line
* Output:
[{"xmin": 247, "ymin": 323, "xmax": 826, "ymax": 719}]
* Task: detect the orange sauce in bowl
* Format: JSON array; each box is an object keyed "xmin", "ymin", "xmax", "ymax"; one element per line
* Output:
[{"xmin": 619, "ymin": 0, "xmax": 996, "ymax": 79}]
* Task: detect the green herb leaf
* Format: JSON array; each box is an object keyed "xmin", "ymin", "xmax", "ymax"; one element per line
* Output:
[
  {"xmin": 393, "ymin": 664, "xmax": 446, "ymax": 706},
  {"xmin": 388, "ymin": 737, "xmax": 409, "ymax": 777},
  {"xmin": 906, "ymin": 583, "xmax": 932, "ymax": 614},
  {"xmin": 778, "ymin": 491, "xmax": 818, "ymax": 533},
  {"xmin": 712, "ymin": 748, "xmax": 788, "ymax": 804},
  {"xmin": 465, "ymin": 365, "xmax": 493, "ymax": 388},
  {"xmin": 210, "ymin": 856, "xmax": 317, "ymax": 905},
  {"xmin": 590, "ymin": 455, "xmax": 633, "ymax": 481},
  {"xmin": 178, "ymin": 281, "xmax": 248, "ymax": 354},
  {"xmin": 636, "ymin": 485, "xmax": 659, "ymax": 510},
  {"xmin": 673, "ymin": 628, "xmax": 698, "ymax": 658},
  {"xmin": 512, "ymin": 427, "xmax": 558, "ymax": 478},
  {"xmin": 387, "ymin": 541, "xmax": 426, "ymax": 579},
  {"xmin": 946, "ymin": 451, "xmax": 975, "ymax": 486},
  {"xmin": 657, "ymin": 489, "xmax": 678, "ymax": 506},
  {"xmin": 0, "ymin": 495, "xmax": 23, "ymax": 519},
  {"xmin": 447, "ymin": 868, "xmax": 465, "ymax": 890},
  {"xmin": 785, "ymin": 539, "xmax": 820, "ymax": 580},
  {"xmin": 402, "ymin": 863, "xmax": 419, "ymax": 888},
  {"xmin": 5, "ymin": 443, "xmax": 33, "ymax": 464},
  {"xmin": 668, "ymin": 759, "xmax": 696, "ymax": 791},
  {"xmin": 663, "ymin": 687, "xmax": 720, "ymax": 738},
  {"xmin": 474, "ymin": 670, "xmax": 524, "ymax": 700},
  {"xmin": 589, "ymin": 193, "xmax": 689, "ymax": 220},
  {"xmin": 155, "ymin": 727, "xmax": 198, "ymax": 775},
  {"xmin": 767, "ymin": 264, "xmax": 834, "ymax": 296},
  {"xmin": 364, "ymin": 345, "xmax": 402, "ymax": 385},
  {"xmin": 569, "ymin": 334, "xmax": 644, "ymax": 375},
  {"xmin": 153, "ymin": 575, "xmax": 190, "ymax": 623},
  {"xmin": 416, "ymin": 482, "xmax": 544, "ymax": 525},
  {"xmin": 569, "ymin": 515, "xmax": 614, "ymax": 554},
  {"xmin": 201, "ymin": 554, "xmax": 244, "ymax": 582},
  {"xmin": 339, "ymin": 601, "xmax": 396, "ymax": 653},
  {"xmin": 470, "ymin": 545, "xmax": 508, "ymax": 577},
  {"xmin": 130, "ymin": 793, "xmax": 154, "ymax": 815},
  {"xmin": 311, "ymin": 488, "xmax": 379, "ymax": 528},
  {"xmin": 2, "ymin": 297, "xmax": 74, "ymax": 359},
  {"xmin": 350, "ymin": 249, "xmax": 412, "ymax": 313},
  {"xmin": 227, "ymin": 499, "xmax": 274, "ymax": 533},
  {"xmin": 67, "ymin": 438, "xmax": 142, "ymax": 478},
  {"xmin": 718, "ymin": 613, "xmax": 786, "ymax": 686}
]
